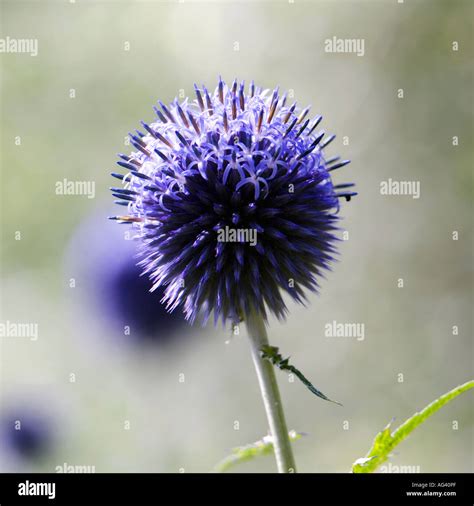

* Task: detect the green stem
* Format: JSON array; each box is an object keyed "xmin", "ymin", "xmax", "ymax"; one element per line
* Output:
[{"xmin": 245, "ymin": 308, "xmax": 297, "ymax": 473}]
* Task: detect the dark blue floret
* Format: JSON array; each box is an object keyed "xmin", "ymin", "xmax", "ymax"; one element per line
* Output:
[{"xmin": 110, "ymin": 78, "xmax": 356, "ymax": 325}]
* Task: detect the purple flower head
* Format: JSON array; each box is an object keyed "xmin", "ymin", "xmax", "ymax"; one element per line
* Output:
[
  {"xmin": 64, "ymin": 214, "xmax": 186, "ymax": 344},
  {"xmin": 1, "ymin": 407, "xmax": 53, "ymax": 460},
  {"xmin": 106, "ymin": 260, "xmax": 187, "ymax": 340},
  {"xmin": 110, "ymin": 78, "xmax": 356, "ymax": 325}
]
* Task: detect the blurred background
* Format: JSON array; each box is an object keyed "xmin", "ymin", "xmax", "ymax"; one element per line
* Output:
[{"xmin": 0, "ymin": 0, "xmax": 472, "ymax": 473}]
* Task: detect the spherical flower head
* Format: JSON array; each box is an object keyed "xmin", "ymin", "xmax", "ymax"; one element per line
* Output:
[{"xmin": 110, "ymin": 78, "xmax": 356, "ymax": 326}]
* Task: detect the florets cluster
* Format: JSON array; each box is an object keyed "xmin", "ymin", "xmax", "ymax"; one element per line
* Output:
[{"xmin": 110, "ymin": 78, "xmax": 355, "ymax": 325}]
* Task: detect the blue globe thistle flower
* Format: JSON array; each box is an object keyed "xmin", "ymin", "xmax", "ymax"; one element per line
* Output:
[{"xmin": 110, "ymin": 78, "xmax": 355, "ymax": 325}]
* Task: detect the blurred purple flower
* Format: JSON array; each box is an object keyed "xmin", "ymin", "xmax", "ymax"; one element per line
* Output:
[
  {"xmin": 1, "ymin": 407, "xmax": 53, "ymax": 460},
  {"xmin": 65, "ymin": 214, "xmax": 186, "ymax": 344}
]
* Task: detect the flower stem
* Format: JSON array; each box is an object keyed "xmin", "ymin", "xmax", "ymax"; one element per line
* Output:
[{"xmin": 245, "ymin": 308, "xmax": 297, "ymax": 473}]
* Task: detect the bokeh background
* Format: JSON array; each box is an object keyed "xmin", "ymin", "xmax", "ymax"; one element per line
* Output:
[{"xmin": 0, "ymin": 0, "xmax": 472, "ymax": 473}]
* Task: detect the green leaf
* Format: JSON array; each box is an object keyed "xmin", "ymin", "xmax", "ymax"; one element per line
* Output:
[
  {"xmin": 352, "ymin": 380, "xmax": 474, "ymax": 473},
  {"xmin": 214, "ymin": 431, "xmax": 304, "ymax": 473},
  {"xmin": 260, "ymin": 345, "xmax": 342, "ymax": 405}
]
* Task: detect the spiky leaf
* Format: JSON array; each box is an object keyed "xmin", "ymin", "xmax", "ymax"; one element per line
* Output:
[
  {"xmin": 352, "ymin": 380, "xmax": 474, "ymax": 473},
  {"xmin": 261, "ymin": 345, "xmax": 341, "ymax": 405}
]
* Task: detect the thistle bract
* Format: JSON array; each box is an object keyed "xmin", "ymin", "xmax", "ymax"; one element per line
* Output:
[{"xmin": 110, "ymin": 78, "xmax": 355, "ymax": 325}]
